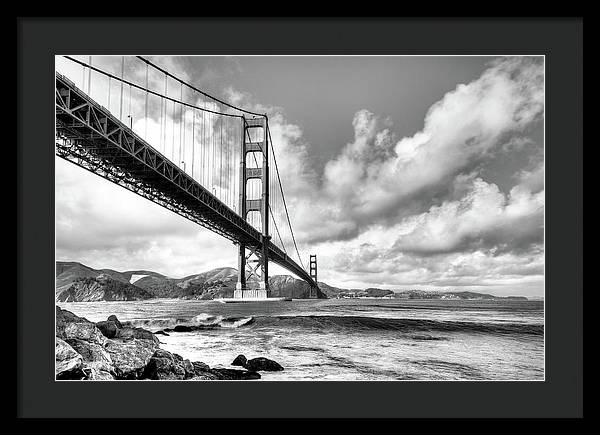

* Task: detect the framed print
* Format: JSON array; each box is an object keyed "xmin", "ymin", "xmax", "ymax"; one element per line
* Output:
[{"xmin": 17, "ymin": 17, "xmax": 583, "ymax": 419}]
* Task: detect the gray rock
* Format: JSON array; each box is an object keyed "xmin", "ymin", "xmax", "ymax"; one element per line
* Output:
[
  {"xmin": 192, "ymin": 361, "xmax": 210, "ymax": 373},
  {"xmin": 104, "ymin": 337, "xmax": 159, "ymax": 379},
  {"xmin": 231, "ymin": 354, "xmax": 283, "ymax": 372},
  {"xmin": 116, "ymin": 326, "xmax": 159, "ymax": 344},
  {"xmin": 56, "ymin": 306, "xmax": 93, "ymax": 339},
  {"xmin": 84, "ymin": 368, "xmax": 115, "ymax": 380},
  {"xmin": 231, "ymin": 354, "xmax": 247, "ymax": 367},
  {"xmin": 107, "ymin": 315, "xmax": 123, "ymax": 329},
  {"xmin": 55, "ymin": 337, "xmax": 84, "ymax": 379},
  {"xmin": 63, "ymin": 322, "xmax": 107, "ymax": 346},
  {"xmin": 66, "ymin": 338, "xmax": 114, "ymax": 374},
  {"xmin": 95, "ymin": 320, "xmax": 119, "ymax": 339},
  {"xmin": 142, "ymin": 349, "xmax": 189, "ymax": 380}
]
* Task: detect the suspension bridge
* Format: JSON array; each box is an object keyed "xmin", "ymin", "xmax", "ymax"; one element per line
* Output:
[{"xmin": 55, "ymin": 56, "xmax": 319, "ymax": 299}]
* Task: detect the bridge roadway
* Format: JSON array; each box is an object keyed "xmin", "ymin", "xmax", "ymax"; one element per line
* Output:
[{"xmin": 54, "ymin": 72, "xmax": 317, "ymax": 287}]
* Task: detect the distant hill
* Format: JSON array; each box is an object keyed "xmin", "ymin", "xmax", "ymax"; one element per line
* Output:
[
  {"xmin": 392, "ymin": 290, "xmax": 527, "ymax": 300},
  {"xmin": 269, "ymin": 275, "xmax": 327, "ymax": 299},
  {"xmin": 56, "ymin": 274, "xmax": 154, "ymax": 302},
  {"xmin": 316, "ymin": 281, "xmax": 345, "ymax": 298},
  {"xmin": 55, "ymin": 262, "xmax": 163, "ymax": 298}
]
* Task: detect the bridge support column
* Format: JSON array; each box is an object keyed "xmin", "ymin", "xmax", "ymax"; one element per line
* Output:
[{"xmin": 235, "ymin": 116, "xmax": 270, "ymax": 299}]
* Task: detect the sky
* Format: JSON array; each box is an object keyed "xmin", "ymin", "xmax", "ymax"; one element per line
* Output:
[{"xmin": 55, "ymin": 55, "xmax": 544, "ymax": 297}]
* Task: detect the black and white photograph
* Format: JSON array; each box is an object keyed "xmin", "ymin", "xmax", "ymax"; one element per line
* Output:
[{"xmin": 53, "ymin": 54, "xmax": 546, "ymax": 382}]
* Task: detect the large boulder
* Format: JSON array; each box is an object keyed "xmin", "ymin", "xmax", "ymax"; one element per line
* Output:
[
  {"xmin": 231, "ymin": 354, "xmax": 247, "ymax": 367},
  {"xmin": 192, "ymin": 361, "xmax": 210, "ymax": 373},
  {"xmin": 85, "ymin": 369, "xmax": 115, "ymax": 380},
  {"xmin": 66, "ymin": 338, "xmax": 114, "ymax": 375},
  {"xmin": 231, "ymin": 354, "xmax": 283, "ymax": 372},
  {"xmin": 95, "ymin": 320, "xmax": 119, "ymax": 339},
  {"xmin": 107, "ymin": 315, "xmax": 123, "ymax": 329},
  {"xmin": 142, "ymin": 349, "xmax": 195, "ymax": 380},
  {"xmin": 116, "ymin": 326, "xmax": 159, "ymax": 344},
  {"xmin": 56, "ymin": 306, "xmax": 93, "ymax": 338},
  {"xmin": 104, "ymin": 336, "xmax": 159, "ymax": 379},
  {"xmin": 63, "ymin": 322, "xmax": 107, "ymax": 346},
  {"xmin": 55, "ymin": 338, "xmax": 85, "ymax": 380}
]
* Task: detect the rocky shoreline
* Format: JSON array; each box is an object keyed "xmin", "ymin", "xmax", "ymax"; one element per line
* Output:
[{"xmin": 55, "ymin": 306, "xmax": 282, "ymax": 380}]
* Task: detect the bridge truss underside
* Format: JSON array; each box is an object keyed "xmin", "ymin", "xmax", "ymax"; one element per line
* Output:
[{"xmin": 54, "ymin": 72, "xmax": 316, "ymax": 287}]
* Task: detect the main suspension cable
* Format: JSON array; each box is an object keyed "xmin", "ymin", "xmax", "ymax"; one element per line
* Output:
[
  {"xmin": 63, "ymin": 56, "xmax": 242, "ymax": 119},
  {"xmin": 267, "ymin": 122, "xmax": 306, "ymax": 271},
  {"xmin": 136, "ymin": 56, "xmax": 264, "ymax": 117}
]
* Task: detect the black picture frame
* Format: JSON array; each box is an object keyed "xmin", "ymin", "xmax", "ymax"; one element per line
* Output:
[{"xmin": 17, "ymin": 17, "xmax": 583, "ymax": 419}]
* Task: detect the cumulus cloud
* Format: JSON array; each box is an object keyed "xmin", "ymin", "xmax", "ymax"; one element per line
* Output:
[
  {"xmin": 390, "ymin": 178, "xmax": 544, "ymax": 255},
  {"xmin": 514, "ymin": 161, "xmax": 544, "ymax": 193},
  {"xmin": 311, "ymin": 57, "xmax": 545, "ymax": 241}
]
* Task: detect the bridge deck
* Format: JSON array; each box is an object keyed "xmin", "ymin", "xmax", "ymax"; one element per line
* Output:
[{"xmin": 55, "ymin": 72, "xmax": 316, "ymax": 286}]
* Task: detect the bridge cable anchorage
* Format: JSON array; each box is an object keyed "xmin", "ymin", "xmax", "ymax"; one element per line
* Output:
[
  {"xmin": 266, "ymin": 122, "xmax": 307, "ymax": 271},
  {"xmin": 63, "ymin": 56, "xmax": 242, "ymax": 119}
]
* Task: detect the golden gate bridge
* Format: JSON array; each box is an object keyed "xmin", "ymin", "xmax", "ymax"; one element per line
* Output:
[{"xmin": 55, "ymin": 56, "xmax": 319, "ymax": 299}]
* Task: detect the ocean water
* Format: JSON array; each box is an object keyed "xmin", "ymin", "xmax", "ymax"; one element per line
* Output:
[{"xmin": 57, "ymin": 298, "xmax": 544, "ymax": 381}]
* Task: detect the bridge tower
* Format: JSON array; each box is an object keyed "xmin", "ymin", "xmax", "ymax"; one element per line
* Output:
[
  {"xmin": 309, "ymin": 254, "xmax": 318, "ymax": 298},
  {"xmin": 235, "ymin": 116, "xmax": 270, "ymax": 299}
]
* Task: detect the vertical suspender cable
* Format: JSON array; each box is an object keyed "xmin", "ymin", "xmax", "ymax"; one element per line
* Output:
[
  {"xmin": 227, "ymin": 117, "xmax": 231, "ymax": 208},
  {"xmin": 219, "ymin": 117, "xmax": 223, "ymax": 200},
  {"xmin": 172, "ymin": 99, "xmax": 176, "ymax": 162},
  {"xmin": 119, "ymin": 56, "xmax": 124, "ymax": 121},
  {"xmin": 163, "ymin": 75, "xmax": 168, "ymax": 153},
  {"xmin": 192, "ymin": 106, "xmax": 196, "ymax": 180},
  {"xmin": 179, "ymin": 83, "xmax": 183, "ymax": 168},
  {"xmin": 88, "ymin": 56, "xmax": 92, "ymax": 95},
  {"xmin": 144, "ymin": 63, "xmax": 148, "ymax": 140},
  {"xmin": 128, "ymin": 84, "xmax": 132, "ymax": 128},
  {"xmin": 201, "ymin": 107, "xmax": 205, "ymax": 186},
  {"xmin": 182, "ymin": 106, "xmax": 186, "ymax": 171}
]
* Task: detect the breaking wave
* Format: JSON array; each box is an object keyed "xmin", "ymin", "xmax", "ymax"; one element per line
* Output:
[
  {"xmin": 126, "ymin": 313, "xmax": 254, "ymax": 331},
  {"xmin": 128, "ymin": 313, "xmax": 541, "ymax": 336},
  {"xmin": 248, "ymin": 315, "xmax": 544, "ymax": 336}
]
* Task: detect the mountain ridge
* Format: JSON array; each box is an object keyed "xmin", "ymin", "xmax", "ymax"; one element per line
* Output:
[{"xmin": 55, "ymin": 261, "xmax": 528, "ymax": 301}]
